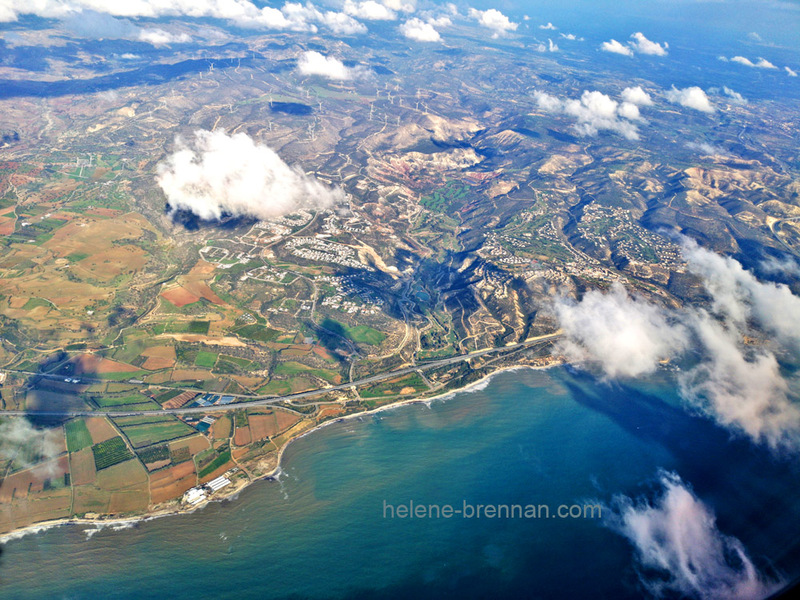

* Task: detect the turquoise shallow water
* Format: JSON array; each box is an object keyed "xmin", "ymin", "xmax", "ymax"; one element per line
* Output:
[{"xmin": 1, "ymin": 367, "xmax": 798, "ymax": 599}]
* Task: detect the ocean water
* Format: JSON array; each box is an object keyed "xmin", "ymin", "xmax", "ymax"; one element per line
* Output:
[{"xmin": 1, "ymin": 367, "xmax": 798, "ymax": 599}]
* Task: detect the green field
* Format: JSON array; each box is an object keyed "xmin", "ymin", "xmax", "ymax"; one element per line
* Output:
[
  {"xmin": 257, "ymin": 380, "xmax": 292, "ymax": 396},
  {"xmin": 194, "ymin": 351, "xmax": 218, "ymax": 368},
  {"xmin": 197, "ymin": 449, "xmax": 232, "ymax": 478},
  {"xmin": 65, "ymin": 419, "xmax": 93, "ymax": 453},
  {"xmin": 92, "ymin": 394, "xmax": 157, "ymax": 408},
  {"xmin": 114, "ymin": 415, "xmax": 176, "ymax": 427},
  {"xmin": 234, "ymin": 324, "xmax": 280, "ymax": 342},
  {"xmin": 22, "ymin": 297, "xmax": 53, "ymax": 311},
  {"xmin": 344, "ymin": 324, "xmax": 386, "ymax": 346},
  {"xmin": 154, "ymin": 320, "xmax": 211, "ymax": 335},
  {"xmin": 92, "ymin": 436, "xmax": 134, "ymax": 470},
  {"xmin": 273, "ymin": 361, "xmax": 339, "ymax": 383},
  {"xmin": 66, "ymin": 252, "xmax": 89, "ymax": 263},
  {"xmin": 136, "ymin": 444, "xmax": 170, "ymax": 464},
  {"xmin": 214, "ymin": 355, "xmax": 258, "ymax": 373},
  {"xmin": 117, "ymin": 418, "xmax": 196, "ymax": 449},
  {"xmin": 420, "ymin": 181, "xmax": 470, "ymax": 213},
  {"xmin": 359, "ymin": 373, "xmax": 428, "ymax": 399},
  {"xmin": 154, "ymin": 389, "xmax": 183, "ymax": 405}
]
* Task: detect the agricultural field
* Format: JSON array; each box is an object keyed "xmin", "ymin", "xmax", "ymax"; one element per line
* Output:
[
  {"xmin": 91, "ymin": 437, "xmax": 134, "ymax": 470},
  {"xmin": 273, "ymin": 361, "xmax": 341, "ymax": 384},
  {"xmin": 65, "ymin": 419, "xmax": 93, "ymax": 453},
  {"xmin": 359, "ymin": 373, "xmax": 429, "ymax": 399},
  {"xmin": 196, "ymin": 447, "xmax": 233, "ymax": 479},
  {"xmin": 114, "ymin": 416, "xmax": 196, "ymax": 449}
]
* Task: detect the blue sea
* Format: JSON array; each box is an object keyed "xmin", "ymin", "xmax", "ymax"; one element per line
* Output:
[{"xmin": 1, "ymin": 367, "xmax": 798, "ymax": 599}]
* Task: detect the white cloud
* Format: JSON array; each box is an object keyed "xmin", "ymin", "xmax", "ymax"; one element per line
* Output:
[
  {"xmin": 0, "ymin": 418, "xmax": 63, "ymax": 478},
  {"xmin": 559, "ymin": 33, "xmax": 583, "ymax": 41},
  {"xmin": 0, "ymin": 0, "xmax": 365, "ymax": 35},
  {"xmin": 539, "ymin": 22, "xmax": 556, "ymax": 30},
  {"xmin": 600, "ymin": 38, "xmax": 633, "ymax": 56},
  {"xmin": 343, "ymin": 0, "xmax": 396, "ymax": 20},
  {"xmin": 426, "ymin": 15, "xmax": 451, "ymax": 28},
  {"xmin": 297, "ymin": 51, "xmax": 359, "ymax": 80},
  {"xmin": 316, "ymin": 10, "xmax": 367, "ymax": 35},
  {"xmin": 665, "ymin": 86, "xmax": 715, "ymax": 113},
  {"xmin": 534, "ymin": 90, "xmax": 647, "ymax": 140},
  {"xmin": 555, "ymin": 239, "xmax": 800, "ymax": 451},
  {"xmin": 138, "ymin": 28, "xmax": 191, "ymax": 45},
  {"xmin": 629, "ymin": 31, "xmax": 668, "ymax": 56},
  {"xmin": 620, "ymin": 86, "xmax": 653, "ymax": 106},
  {"xmin": 685, "ymin": 142, "xmax": 728, "ymax": 156},
  {"xmin": 157, "ymin": 130, "xmax": 345, "ymax": 222},
  {"xmin": 761, "ymin": 256, "xmax": 800, "ymax": 278},
  {"xmin": 400, "ymin": 17, "xmax": 441, "ymax": 42},
  {"xmin": 730, "ymin": 56, "xmax": 778, "ymax": 69},
  {"xmin": 786, "ymin": 66, "xmax": 798, "ymax": 77},
  {"xmin": 617, "ymin": 101, "xmax": 642, "ymax": 121},
  {"xmin": 553, "ymin": 282, "xmax": 689, "ymax": 378},
  {"xmin": 603, "ymin": 471, "xmax": 781, "ymax": 600},
  {"xmin": 62, "ymin": 9, "xmax": 190, "ymax": 45},
  {"xmin": 532, "ymin": 39, "xmax": 558, "ymax": 53},
  {"xmin": 720, "ymin": 86, "xmax": 747, "ymax": 104},
  {"xmin": 602, "ymin": 33, "xmax": 668, "ymax": 57},
  {"xmin": 681, "ymin": 238, "xmax": 800, "ymax": 349},
  {"xmin": 468, "ymin": 8, "xmax": 518, "ymax": 38},
  {"xmin": 679, "ymin": 313, "xmax": 800, "ymax": 451}
]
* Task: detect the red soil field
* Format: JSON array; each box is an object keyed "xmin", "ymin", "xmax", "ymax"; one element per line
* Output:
[
  {"xmin": 160, "ymin": 286, "xmax": 200, "ymax": 307},
  {"xmin": 233, "ymin": 425, "xmax": 252, "ymax": 446},
  {"xmin": 249, "ymin": 414, "xmax": 279, "ymax": 440},
  {"xmin": 85, "ymin": 417, "xmax": 118, "ymax": 444}
]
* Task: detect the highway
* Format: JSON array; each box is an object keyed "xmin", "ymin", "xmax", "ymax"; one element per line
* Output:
[{"xmin": 0, "ymin": 332, "xmax": 561, "ymax": 418}]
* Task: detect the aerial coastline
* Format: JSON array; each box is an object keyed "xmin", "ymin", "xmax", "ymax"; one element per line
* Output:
[{"xmin": 0, "ymin": 360, "xmax": 560, "ymax": 543}]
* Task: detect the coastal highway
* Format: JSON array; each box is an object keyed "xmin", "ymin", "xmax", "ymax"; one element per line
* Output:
[{"xmin": 0, "ymin": 332, "xmax": 562, "ymax": 418}]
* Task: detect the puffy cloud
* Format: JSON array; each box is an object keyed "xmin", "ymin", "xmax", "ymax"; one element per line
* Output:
[
  {"xmin": 679, "ymin": 314, "xmax": 800, "ymax": 451},
  {"xmin": 316, "ymin": 10, "xmax": 367, "ymax": 34},
  {"xmin": 555, "ymin": 237, "xmax": 800, "ymax": 451},
  {"xmin": 603, "ymin": 471, "xmax": 781, "ymax": 600},
  {"xmin": 665, "ymin": 86, "xmax": 715, "ymax": 113},
  {"xmin": 559, "ymin": 33, "xmax": 583, "ymax": 41},
  {"xmin": 761, "ymin": 256, "xmax": 800, "ymax": 278},
  {"xmin": 681, "ymin": 238, "xmax": 800, "ymax": 349},
  {"xmin": 553, "ymin": 282, "xmax": 690, "ymax": 378},
  {"xmin": 0, "ymin": 0, "xmax": 364, "ymax": 35},
  {"xmin": 620, "ymin": 86, "xmax": 653, "ymax": 106},
  {"xmin": 730, "ymin": 56, "xmax": 778, "ymax": 69},
  {"xmin": 468, "ymin": 8, "xmax": 517, "ymax": 38},
  {"xmin": 534, "ymin": 89, "xmax": 647, "ymax": 140},
  {"xmin": 786, "ymin": 66, "xmax": 798, "ymax": 77},
  {"xmin": 602, "ymin": 33, "xmax": 668, "ymax": 57},
  {"xmin": 297, "ymin": 51, "xmax": 362, "ymax": 80},
  {"xmin": 157, "ymin": 130, "xmax": 345, "ymax": 222},
  {"xmin": 426, "ymin": 15, "xmax": 451, "ymax": 28},
  {"xmin": 629, "ymin": 32, "xmax": 668, "ymax": 56},
  {"xmin": 600, "ymin": 39, "xmax": 633, "ymax": 56},
  {"xmin": 0, "ymin": 418, "xmax": 63, "ymax": 478},
  {"xmin": 617, "ymin": 101, "xmax": 642, "ymax": 121},
  {"xmin": 138, "ymin": 28, "xmax": 191, "ymax": 45},
  {"xmin": 400, "ymin": 17, "xmax": 441, "ymax": 42},
  {"xmin": 62, "ymin": 10, "xmax": 191, "ymax": 45},
  {"xmin": 539, "ymin": 22, "xmax": 556, "ymax": 30},
  {"xmin": 720, "ymin": 86, "xmax": 747, "ymax": 104},
  {"xmin": 532, "ymin": 39, "xmax": 558, "ymax": 53},
  {"xmin": 343, "ymin": 0, "xmax": 397, "ymax": 20},
  {"xmin": 685, "ymin": 142, "xmax": 728, "ymax": 157}
]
